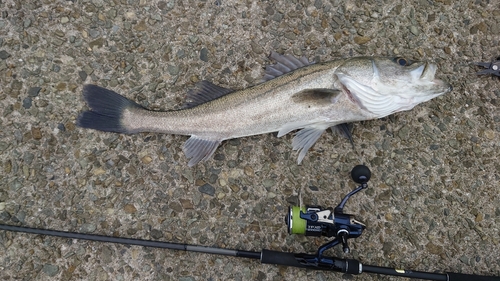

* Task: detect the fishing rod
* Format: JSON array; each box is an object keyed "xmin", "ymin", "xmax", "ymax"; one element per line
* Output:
[{"xmin": 0, "ymin": 165, "xmax": 498, "ymax": 280}]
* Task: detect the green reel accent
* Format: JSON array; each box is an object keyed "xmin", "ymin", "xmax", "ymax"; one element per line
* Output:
[{"xmin": 289, "ymin": 206, "xmax": 307, "ymax": 235}]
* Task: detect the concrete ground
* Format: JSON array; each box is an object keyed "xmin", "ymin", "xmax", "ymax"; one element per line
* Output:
[{"xmin": 0, "ymin": 0, "xmax": 499, "ymax": 280}]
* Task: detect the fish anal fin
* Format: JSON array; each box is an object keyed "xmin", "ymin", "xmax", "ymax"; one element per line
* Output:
[
  {"xmin": 183, "ymin": 136, "xmax": 221, "ymax": 167},
  {"xmin": 262, "ymin": 51, "xmax": 314, "ymax": 82},
  {"xmin": 292, "ymin": 125, "xmax": 329, "ymax": 164},
  {"xmin": 184, "ymin": 80, "xmax": 234, "ymax": 108},
  {"xmin": 292, "ymin": 89, "xmax": 342, "ymax": 105}
]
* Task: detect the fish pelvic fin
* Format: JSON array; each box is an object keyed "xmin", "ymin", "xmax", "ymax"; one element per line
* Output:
[
  {"xmin": 330, "ymin": 123, "xmax": 354, "ymax": 148},
  {"xmin": 262, "ymin": 51, "xmax": 314, "ymax": 82},
  {"xmin": 292, "ymin": 125, "xmax": 329, "ymax": 164},
  {"xmin": 183, "ymin": 136, "xmax": 222, "ymax": 167},
  {"xmin": 183, "ymin": 80, "xmax": 234, "ymax": 108},
  {"xmin": 77, "ymin": 85, "xmax": 144, "ymax": 133}
]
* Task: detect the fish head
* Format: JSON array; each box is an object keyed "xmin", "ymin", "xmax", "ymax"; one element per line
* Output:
[{"xmin": 335, "ymin": 57, "xmax": 452, "ymax": 117}]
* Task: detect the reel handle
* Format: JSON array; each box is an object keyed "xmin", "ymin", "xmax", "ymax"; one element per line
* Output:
[{"xmin": 335, "ymin": 165, "xmax": 371, "ymax": 214}]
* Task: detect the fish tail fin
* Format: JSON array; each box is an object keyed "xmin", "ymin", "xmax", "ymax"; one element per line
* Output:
[{"xmin": 77, "ymin": 84, "xmax": 144, "ymax": 133}]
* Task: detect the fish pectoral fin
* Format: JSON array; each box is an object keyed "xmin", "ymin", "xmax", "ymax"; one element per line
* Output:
[
  {"xmin": 292, "ymin": 89, "xmax": 342, "ymax": 105},
  {"xmin": 292, "ymin": 125, "xmax": 329, "ymax": 164},
  {"xmin": 183, "ymin": 80, "xmax": 234, "ymax": 108},
  {"xmin": 330, "ymin": 123, "xmax": 354, "ymax": 147},
  {"xmin": 262, "ymin": 51, "xmax": 314, "ymax": 82},
  {"xmin": 183, "ymin": 136, "xmax": 222, "ymax": 167}
]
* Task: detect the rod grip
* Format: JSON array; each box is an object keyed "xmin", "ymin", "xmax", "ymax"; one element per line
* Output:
[
  {"xmin": 447, "ymin": 272, "xmax": 500, "ymax": 281},
  {"xmin": 260, "ymin": 249, "xmax": 361, "ymax": 274},
  {"xmin": 260, "ymin": 249, "xmax": 309, "ymax": 268}
]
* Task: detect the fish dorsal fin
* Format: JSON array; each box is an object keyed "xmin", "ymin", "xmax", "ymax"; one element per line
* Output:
[
  {"xmin": 183, "ymin": 136, "xmax": 222, "ymax": 167},
  {"xmin": 184, "ymin": 80, "xmax": 234, "ymax": 108},
  {"xmin": 262, "ymin": 51, "xmax": 314, "ymax": 81}
]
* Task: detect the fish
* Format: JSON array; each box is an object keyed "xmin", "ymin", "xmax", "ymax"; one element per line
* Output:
[{"xmin": 77, "ymin": 52, "xmax": 452, "ymax": 166}]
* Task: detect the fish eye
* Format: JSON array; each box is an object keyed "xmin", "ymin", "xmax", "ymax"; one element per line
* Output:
[{"xmin": 395, "ymin": 57, "xmax": 410, "ymax": 66}]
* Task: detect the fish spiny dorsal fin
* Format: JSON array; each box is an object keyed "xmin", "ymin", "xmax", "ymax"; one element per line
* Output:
[
  {"xmin": 262, "ymin": 51, "xmax": 314, "ymax": 82},
  {"xmin": 183, "ymin": 80, "xmax": 234, "ymax": 108}
]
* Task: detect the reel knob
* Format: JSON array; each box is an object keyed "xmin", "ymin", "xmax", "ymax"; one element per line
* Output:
[{"xmin": 351, "ymin": 165, "xmax": 371, "ymax": 184}]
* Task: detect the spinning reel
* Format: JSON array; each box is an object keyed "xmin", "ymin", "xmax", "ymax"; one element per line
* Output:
[{"xmin": 285, "ymin": 165, "xmax": 371, "ymax": 263}]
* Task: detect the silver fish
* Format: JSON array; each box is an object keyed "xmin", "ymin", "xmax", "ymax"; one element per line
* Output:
[{"xmin": 77, "ymin": 52, "xmax": 452, "ymax": 166}]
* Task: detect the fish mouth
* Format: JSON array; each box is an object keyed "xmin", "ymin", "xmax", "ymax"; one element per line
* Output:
[
  {"xmin": 410, "ymin": 62, "xmax": 452, "ymax": 93},
  {"xmin": 422, "ymin": 63, "xmax": 436, "ymax": 80},
  {"xmin": 411, "ymin": 62, "xmax": 437, "ymax": 81},
  {"xmin": 411, "ymin": 63, "xmax": 452, "ymax": 93}
]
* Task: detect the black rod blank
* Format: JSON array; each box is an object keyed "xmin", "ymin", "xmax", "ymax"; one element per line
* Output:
[
  {"xmin": 362, "ymin": 265, "xmax": 447, "ymax": 281},
  {"xmin": 1, "ymin": 224, "xmax": 499, "ymax": 281},
  {"xmin": 0, "ymin": 224, "xmax": 261, "ymax": 259}
]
